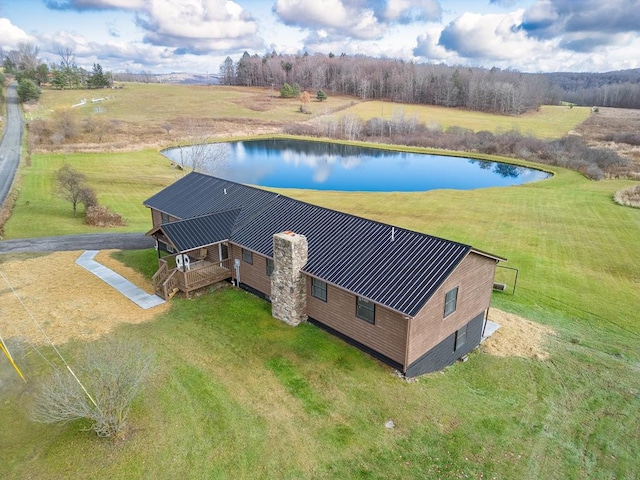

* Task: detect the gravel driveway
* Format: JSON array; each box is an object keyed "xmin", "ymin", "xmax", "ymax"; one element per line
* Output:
[{"xmin": 0, "ymin": 232, "xmax": 154, "ymax": 253}]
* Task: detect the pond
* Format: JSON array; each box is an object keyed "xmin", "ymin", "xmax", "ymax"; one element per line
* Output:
[{"xmin": 161, "ymin": 138, "xmax": 550, "ymax": 192}]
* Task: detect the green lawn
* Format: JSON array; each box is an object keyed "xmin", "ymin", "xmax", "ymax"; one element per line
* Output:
[
  {"xmin": 1, "ymin": 137, "xmax": 639, "ymax": 478},
  {"xmin": 2, "ymin": 149, "xmax": 177, "ymax": 237}
]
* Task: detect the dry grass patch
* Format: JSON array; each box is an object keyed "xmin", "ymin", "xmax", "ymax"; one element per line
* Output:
[
  {"xmin": 483, "ymin": 309, "xmax": 555, "ymax": 360},
  {"xmin": 613, "ymin": 183, "xmax": 640, "ymax": 207},
  {"xmin": 0, "ymin": 250, "xmax": 167, "ymax": 345}
]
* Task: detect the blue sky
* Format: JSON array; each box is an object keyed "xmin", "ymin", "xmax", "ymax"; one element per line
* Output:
[{"xmin": 1, "ymin": 0, "xmax": 639, "ymax": 74}]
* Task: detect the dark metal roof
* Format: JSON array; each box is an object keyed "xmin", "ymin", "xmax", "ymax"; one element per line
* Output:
[
  {"xmin": 144, "ymin": 172, "xmax": 279, "ymax": 225},
  {"xmin": 144, "ymin": 172, "xmax": 497, "ymax": 317},
  {"xmin": 231, "ymin": 196, "xmax": 471, "ymax": 317},
  {"xmin": 159, "ymin": 209, "xmax": 241, "ymax": 252}
]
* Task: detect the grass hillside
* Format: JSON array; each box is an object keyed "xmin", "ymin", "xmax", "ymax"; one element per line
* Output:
[{"xmin": 343, "ymin": 102, "xmax": 591, "ymax": 139}]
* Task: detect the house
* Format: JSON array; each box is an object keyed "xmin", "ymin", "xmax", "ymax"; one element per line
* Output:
[{"xmin": 144, "ymin": 171, "xmax": 504, "ymax": 376}]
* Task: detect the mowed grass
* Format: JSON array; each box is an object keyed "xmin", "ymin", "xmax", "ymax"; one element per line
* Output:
[
  {"xmin": 3, "ymin": 150, "xmax": 177, "ymax": 237},
  {"xmin": 1, "ymin": 278, "xmax": 639, "ymax": 479},
  {"xmin": 1, "ymin": 144, "xmax": 639, "ymax": 478},
  {"xmin": 343, "ymin": 101, "xmax": 591, "ymax": 138}
]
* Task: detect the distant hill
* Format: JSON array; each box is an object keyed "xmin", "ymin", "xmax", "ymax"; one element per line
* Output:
[
  {"xmin": 544, "ymin": 68, "xmax": 640, "ymax": 92},
  {"xmin": 543, "ymin": 69, "xmax": 640, "ymax": 109},
  {"xmin": 113, "ymin": 72, "xmax": 221, "ymax": 85}
]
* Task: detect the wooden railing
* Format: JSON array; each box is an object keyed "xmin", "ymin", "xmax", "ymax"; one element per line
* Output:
[{"xmin": 153, "ymin": 256, "xmax": 232, "ymax": 299}]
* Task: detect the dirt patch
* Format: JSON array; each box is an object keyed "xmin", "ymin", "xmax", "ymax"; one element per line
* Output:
[
  {"xmin": 0, "ymin": 251, "xmax": 168, "ymax": 346},
  {"xmin": 482, "ymin": 309, "xmax": 555, "ymax": 360}
]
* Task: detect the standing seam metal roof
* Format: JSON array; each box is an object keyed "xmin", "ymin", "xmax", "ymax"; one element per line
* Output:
[{"xmin": 144, "ymin": 172, "xmax": 483, "ymax": 317}]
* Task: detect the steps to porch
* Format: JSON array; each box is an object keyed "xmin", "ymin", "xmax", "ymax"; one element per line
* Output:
[{"xmin": 153, "ymin": 256, "xmax": 232, "ymax": 299}]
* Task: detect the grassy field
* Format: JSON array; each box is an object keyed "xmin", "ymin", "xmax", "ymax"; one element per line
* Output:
[
  {"xmin": 2, "ymin": 149, "xmax": 177, "ymax": 237},
  {"xmin": 342, "ymin": 102, "xmax": 591, "ymax": 139},
  {"xmin": 1, "ymin": 145, "xmax": 639, "ymax": 478},
  {"xmin": 1, "ymin": 84, "xmax": 639, "ymax": 478},
  {"xmin": 27, "ymin": 83, "xmax": 353, "ymax": 126}
]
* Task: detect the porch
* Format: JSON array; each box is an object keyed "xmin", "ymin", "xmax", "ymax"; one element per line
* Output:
[{"xmin": 152, "ymin": 253, "xmax": 232, "ymax": 299}]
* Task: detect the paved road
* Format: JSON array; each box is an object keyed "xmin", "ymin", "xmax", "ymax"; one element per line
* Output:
[
  {"xmin": 0, "ymin": 82, "xmax": 23, "ymax": 207},
  {"xmin": 0, "ymin": 232, "xmax": 154, "ymax": 254}
]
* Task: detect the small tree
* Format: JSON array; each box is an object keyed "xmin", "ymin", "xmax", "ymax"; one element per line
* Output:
[
  {"xmin": 300, "ymin": 91, "xmax": 311, "ymax": 113},
  {"xmin": 31, "ymin": 338, "xmax": 154, "ymax": 438},
  {"xmin": 316, "ymin": 89, "xmax": 327, "ymax": 102},
  {"xmin": 280, "ymin": 82, "xmax": 295, "ymax": 98},
  {"xmin": 87, "ymin": 63, "xmax": 111, "ymax": 89},
  {"xmin": 56, "ymin": 163, "xmax": 88, "ymax": 216},
  {"xmin": 17, "ymin": 78, "xmax": 41, "ymax": 103}
]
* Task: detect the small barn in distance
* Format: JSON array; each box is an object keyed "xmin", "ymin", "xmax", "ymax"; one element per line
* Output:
[{"xmin": 144, "ymin": 172, "xmax": 504, "ymax": 377}]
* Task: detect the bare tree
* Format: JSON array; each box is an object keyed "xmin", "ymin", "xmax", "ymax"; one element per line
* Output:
[
  {"xmin": 31, "ymin": 338, "xmax": 154, "ymax": 438},
  {"xmin": 56, "ymin": 163, "xmax": 86, "ymax": 216}
]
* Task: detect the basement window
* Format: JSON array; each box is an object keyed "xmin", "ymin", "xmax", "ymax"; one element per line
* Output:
[
  {"xmin": 356, "ymin": 297, "xmax": 375, "ymax": 324},
  {"xmin": 454, "ymin": 324, "xmax": 467, "ymax": 351},
  {"xmin": 311, "ymin": 278, "xmax": 327, "ymax": 302},
  {"xmin": 266, "ymin": 258, "xmax": 274, "ymax": 276},
  {"xmin": 242, "ymin": 248, "xmax": 253, "ymax": 265},
  {"xmin": 444, "ymin": 287, "xmax": 458, "ymax": 318}
]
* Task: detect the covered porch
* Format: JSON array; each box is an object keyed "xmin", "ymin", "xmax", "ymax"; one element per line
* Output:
[
  {"xmin": 146, "ymin": 212, "xmax": 239, "ymax": 299},
  {"xmin": 152, "ymin": 250, "xmax": 232, "ymax": 299}
]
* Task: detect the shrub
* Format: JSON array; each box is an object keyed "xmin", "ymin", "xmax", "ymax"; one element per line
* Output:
[
  {"xmin": 17, "ymin": 78, "xmax": 41, "ymax": 103},
  {"xmin": 317, "ymin": 89, "xmax": 327, "ymax": 101},
  {"xmin": 280, "ymin": 83, "xmax": 295, "ymax": 98},
  {"xmin": 30, "ymin": 339, "xmax": 153, "ymax": 438},
  {"xmin": 85, "ymin": 205, "xmax": 126, "ymax": 227},
  {"xmin": 613, "ymin": 184, "xmax": 640, "ymax": 208}
]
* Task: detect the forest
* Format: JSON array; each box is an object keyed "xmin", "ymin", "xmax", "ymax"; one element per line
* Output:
[{"xmin": 220, "ymin": 52, "xmax": 640, "ymax": 111}]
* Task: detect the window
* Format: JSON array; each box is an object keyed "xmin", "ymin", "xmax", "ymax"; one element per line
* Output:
[
  {"xmin": 242, "ymin": 248, "xmax": 253, "ymax": 265},
  {"xmin": 221, "ymin": 243, "xmax": 229, "ymax": 260},
  {"xmin": 311, "ymin": 278, "xmax": 327, "ymax": 302},
  {"xmin": 160, "ymin": 211, "xmax": 170, "ymax": 224},
  {"xmin": 444, "ymin": 287, "xmax": 458, "ymax": 318},
  {"xmin": 454, "ymin": 324, "xmax": 467, "ymax": 351},
  {"xmin": 266, "ymin": 258, "xmax": 274, "ymax": 276},
  {"xmin": 356, "ymin": 297, "xmax": 375, "ymax": 324}
]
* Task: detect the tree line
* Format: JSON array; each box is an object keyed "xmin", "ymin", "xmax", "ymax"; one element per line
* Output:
[
  {"xmin": 220, "ymin": 52, "xmax": 556, "ymax": 115},
  {"xmin": 1, "ymin": 42, "xmax": 112, "ymax": 102}
]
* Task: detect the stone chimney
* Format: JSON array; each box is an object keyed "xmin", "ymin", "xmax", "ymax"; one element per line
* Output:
[{"xmin": 271, "ymin": 231, "xmax": 308, "ymax": 326}]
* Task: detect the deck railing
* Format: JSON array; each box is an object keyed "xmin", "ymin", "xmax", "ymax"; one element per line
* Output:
[{"xmin": 153, "ymin": 255, "xmax": 232, "ymax": 299}]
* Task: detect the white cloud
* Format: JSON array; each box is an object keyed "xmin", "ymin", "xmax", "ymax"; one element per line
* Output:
[
  {"xmin": 0, "ymin": 18, "xmax": 36, "ymax": 48},
  {"xmin": 138, "ymin": 0, "xmax": 262, "ymax": 53}
]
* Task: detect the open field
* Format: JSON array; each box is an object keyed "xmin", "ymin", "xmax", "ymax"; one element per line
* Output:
[
  {"xmin": 1, "ymin": 84, "xmax": 639, "ymax": 478},
  {"xmin": 342, "ymin": 102, "xmax": 591, "ymax": 139},
  {"xmin": 25, "ymin": 84, "xmax": 592, "ymax": 155}
]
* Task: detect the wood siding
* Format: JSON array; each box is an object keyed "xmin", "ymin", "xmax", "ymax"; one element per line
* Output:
[
  {"xmin": 406, "ymin": 252, "xmax": 496, "ymax": 366},
  {"xmin": 229, "ymin": 244, "xmax": 272, "ymax": 298},
  {"xmin": 306, "ymin": 280, "xmax": 408, "ymax": 365},
  {"xmin": 151, "ymin": 208, "xmax": 179, "ymax": 228}
]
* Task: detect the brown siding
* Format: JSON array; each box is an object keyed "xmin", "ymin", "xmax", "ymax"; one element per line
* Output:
[
  {"xmin": 306, "ymin": 280, "xmax": 408, "ymax": 365},
  {"xmin": 406, "ymin": 252, "xmax": 496, "ymax": 366},
  {"xmin": 150, "ymin": 208, "xmax": 179, "ymax": 228},
  {"xmin": 229, "ymin": 244, "xmax": 272, "ymax": 298}
]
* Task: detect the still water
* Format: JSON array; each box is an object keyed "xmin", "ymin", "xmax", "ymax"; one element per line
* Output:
[{"xmin": 162, "ymin": 138, "xmax": 550, "ymax": 192}]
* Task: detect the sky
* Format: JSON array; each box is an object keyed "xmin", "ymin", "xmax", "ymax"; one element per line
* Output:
[{"xmin": 1, "ymin": 0, "xmax": 639, "ymax": 75}]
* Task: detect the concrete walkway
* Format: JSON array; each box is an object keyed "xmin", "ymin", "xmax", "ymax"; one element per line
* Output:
[{"xmin": 75, "ymin": 250, "xmax": 165, "ymax": 309}]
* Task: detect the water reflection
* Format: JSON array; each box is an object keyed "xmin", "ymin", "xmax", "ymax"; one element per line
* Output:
[{"xmin": 161, "ymin": 139, "xmax": 549, "ymax": 192}]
